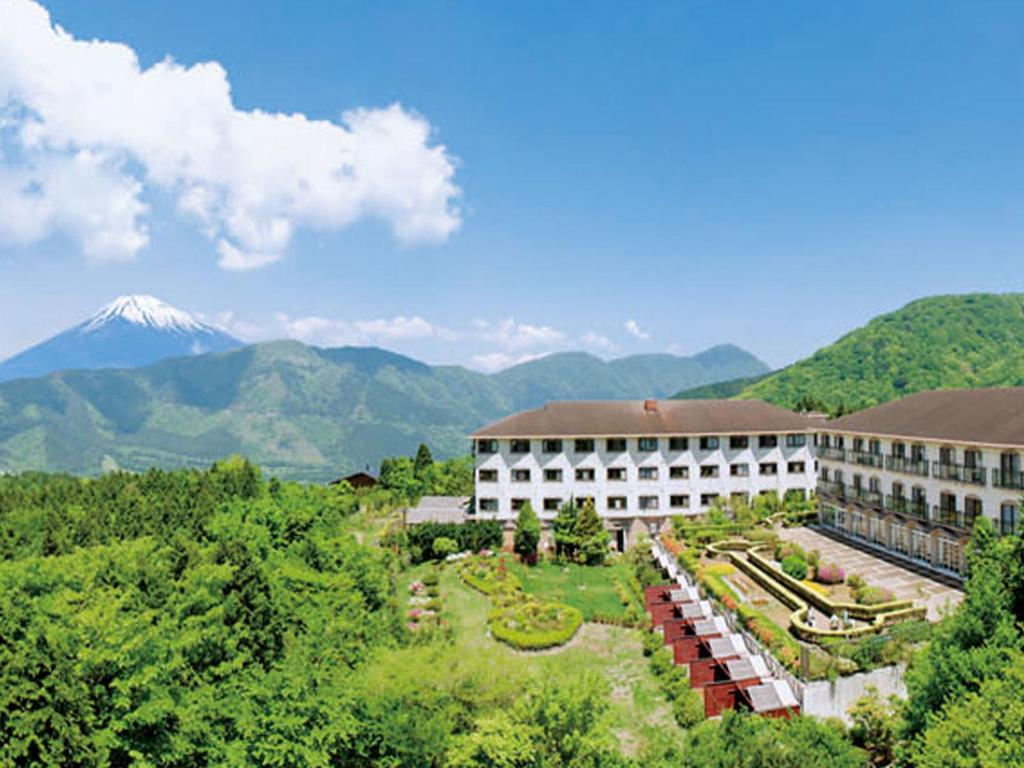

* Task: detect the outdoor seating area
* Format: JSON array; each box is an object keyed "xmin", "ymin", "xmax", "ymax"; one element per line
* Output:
[{"xmin": 646, "ymin": 541, "xmax": 801, "ymax": 720}]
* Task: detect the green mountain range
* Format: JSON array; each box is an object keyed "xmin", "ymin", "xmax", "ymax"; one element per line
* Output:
[
  {"xmin": 0, "ymin": 341, "xmax": 766, "ymax": 481},
  {"xmin": 674, "ymin": 293, "xmax": 1024, "ymax": 412}
]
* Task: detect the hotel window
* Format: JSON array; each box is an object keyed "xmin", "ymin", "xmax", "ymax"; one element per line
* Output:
[
  {"xmin": 786, "ymin": 434, "xmax": 807, "ymax": 448},
  {"xmin": 820, "ymin": 467, "xmax": 830, "ymax": 481},
  {"xmin": 510, "ymin": 439, "xmax": 530, "ymax": 454},
  {"xmin": 891, "ymin": 480, "xmax": 904, "ymax": 498},
  {"xmin": 639, "ymin": 466, "xmax": 659, "ymax": 480},
  {"xmin": 608, "ymin": 496, "xmax": 628, "ymax": 511},
  {"xmin": 965, "ymin": 496, "xmax": 983, "ymax": 521},
  {"xmin": 759, "ymin": 435, "xmax": 778, "ymax": 449},
  {"xmin": 478, "ymin": 498, "xmax": 498, "ymax": 512},
  {"xmin": 911, "ymin": 444, "xmax": 926, "ymax": 462},
  {"xmin": 1001, "ymin": 503, "xmax": 1019, "ymax": 535},
  {"xmin": 543, "ymin": 498, "xmax": 562, "ymax": 512},
  {"xmin": 939, "ymin": 446, "xmax": 955, "ymax": 465},
  {"xmin": 670, "ymin": 494, "xmax": 690, "ymax": 508},
  {"xmin": 835, "ymin": 435, "xmax": 846, "ymax": 448},
  {"xmin": 542, "ymin": 439, "xmax": 563, "ymax": 453},
  {"xmin": 575, "ymin": 467, "xmax": 596, "ymax": 482},
  {"xmin": 544, "ymin": 468, "xmax": 563, "ymax": 482},
  {"xmin": 639, "ymin": 496, "xmax": 659, "ymax": 510},
  {"xmin": 669, "ymin": 437, "xmax": 689, "ymax": 451},
  {"xmin": 868, "ymin": 439, "xmax": 881, "ymax": 455},
  {"xmin": 788, "ymin": 461, "xmax": 806, "ymax": 473},
  {"xmin": 511, "ymin": 498, "xmax": 529, "ymax": 512},
  {"xmin": 891, "ymin": 442, "xmax": 906, "ymax": 458},
  {"xmin": 911, "ymin": 485, "xmax": 926, "ymax": 505},
  {"xmin": 964, "ymin": 449, "xmax": 982, "ymax": 468},
  {"xmin": 638, "ymin": 437, "xmax": 659, "ymax": 452},
  {"xmin": 607, "ymin": 467, "xmax": 627, "ymax": 481},
  {"xmin": 669, "ymin": 466, "xmax": 689, "ymax": 480},
  {"xmin": 476, "ymin": 439, "xmax": 498, "ymax": 454},
  {"xmin": 606, "ymin": 437, "xmax": 627, "ymax": 452},
  {"xmin": 729, "ymin": 435, "xmax": 749, "ymax": 450},
  {"xmin": 700, "ymin": 465, "xmax": 719, "ymax": 478},
  {"xmin": 512, "ymin": 469, "xmax": 531, "ymax": 482},
  {"xmin": 700, "ymin": 493, "xmax": 719, "ymax": 507},
  {"xmin": 821, "ymin": 434, "xmax": 831, "ymax": 448},
  {"xmin": 574, "ymin": 438, "xmax": 595, "ymax": 454},
  {"xmin": 759, "ymin": 462, "xmax": 778, "ymax": 476},
  {"xmin": 730, "ymin": 463, "xmax": 749, "ymax": 477},
  {"xmin": 869, "ymin": 476, "xmax": 881, "ymax": 493},
  {"xmin": 699, "ymin": 436, "xmax": 720, "ymax": 451},
  {"xmin": 852, "ymin": 437, "xmax": 864, "ymax": 452},
  {"xmin": 478, "ymin": 469, "xmax": 498, "ymax": 482}
]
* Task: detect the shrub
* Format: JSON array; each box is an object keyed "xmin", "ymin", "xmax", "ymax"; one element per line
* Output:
[
  {"xmin": 807, "ymin": 548, "xmax": 821, "ymax": 568},
  {"xmin": 774, "ymin": 541, "xmax": 806, "ymax": 562},
  {"xmin": 781, "ymin": 554, "xmax": 808, "ymax": 581},
  {"xmin": 672, "ymin": 689, "xmax": 705, "ymax": 727},
  {"xmin": 422, "ymin": 570, "xmax": 440, "ymax": 587},
  {"xmin": 489, "ymin": 597, "xmax": 583, "ymax": 650},
  {"xmin": 857, "ymin": 586, "xmax": 895, "ymax": 606},
  {"xmin": 432, "ymin": 536, "xmax": 458, "ymax": 560},
  {"xmin": 642, "ymin": 630, "xmax": 664, "ymax": 657},
  {"xmin": 847, "ymin": 573, "xmax": 865, "ymax": 591},
  {"xmin": 815, "ymin": 563, "xmax": 846, "ymax": 584}
]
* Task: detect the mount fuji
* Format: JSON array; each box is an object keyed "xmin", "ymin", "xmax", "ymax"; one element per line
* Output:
[{"xmin": 0, "ymin": 295, "xmax": 243, "ymax": 382}]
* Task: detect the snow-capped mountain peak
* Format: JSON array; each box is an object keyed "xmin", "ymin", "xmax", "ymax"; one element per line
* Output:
[
  {"xmin": 0, "ymin": 295, "xmax": 243, "ymax": 383},
  {"xmin": 82, "ymin": 295, "xmax": 209, "ymax": 334}
]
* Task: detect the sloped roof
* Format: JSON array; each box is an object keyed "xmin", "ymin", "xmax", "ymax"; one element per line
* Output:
[
  {"xmin": 825, "ymin": 388, "xmax": 1024, "ymax": 447},
  {"xmin": 472, "ymin": 399, "xmax": 814, "ymax": 438}
]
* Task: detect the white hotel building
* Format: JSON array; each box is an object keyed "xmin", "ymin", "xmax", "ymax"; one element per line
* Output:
[
  {"xmin": 816, "ymin": 388, "xmax": 1023, "ymax": 579},
  {"xmin": 471, "ymin": 399, "xmax": 818, "ymax": 550}
]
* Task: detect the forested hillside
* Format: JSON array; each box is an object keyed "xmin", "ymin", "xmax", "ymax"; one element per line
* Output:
[
  {"xmin": 0, "ymin": 341, "xmax": 766, "ymax": 480},
  {"xmin": 673, "ymin": 294, "xmax": 1024, "ymax": 414}
]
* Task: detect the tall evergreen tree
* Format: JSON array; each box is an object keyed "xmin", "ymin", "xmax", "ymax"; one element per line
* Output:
[
  {"xmin": 514, "ymin": 501, "xmax": 541, "ymax": 565},
  {"xmin": 552, "ymin": 500, "xmax": 579, "ymax": 562},
  {"xmin": 413, "ymin": 443, "xmax": 434, "ymax": 480},
  {"xmin": 575, "ymin": 499, "xmax": 610, "ymax": 566}
]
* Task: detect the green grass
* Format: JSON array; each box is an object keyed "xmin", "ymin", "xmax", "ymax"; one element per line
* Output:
[
  {"xmin": 437, "ymin": 565, "xmax": 684, "ymax": 757},
  {"xmin": 507, "ymin": 559, "xmax": 630, "ymax": 621}
]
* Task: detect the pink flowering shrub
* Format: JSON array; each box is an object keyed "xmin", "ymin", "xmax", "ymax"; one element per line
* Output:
[{"xmin": 814, "ymin": 563, "xmax": 845, "ymax": 585}]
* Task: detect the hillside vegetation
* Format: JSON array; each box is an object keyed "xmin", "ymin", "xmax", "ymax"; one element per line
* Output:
[
  {"xmin": 0, "ymin": 342, "xmax": 766, "ymax": 480},
  {"xmin": 675, "ymin": 294, "xmax": 1024, "ymax": 414}
]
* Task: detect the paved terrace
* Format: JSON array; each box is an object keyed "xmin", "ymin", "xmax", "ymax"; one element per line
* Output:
[{"xmin": 777, "ymin": 527, "xmax": 963, "ymax": 622}]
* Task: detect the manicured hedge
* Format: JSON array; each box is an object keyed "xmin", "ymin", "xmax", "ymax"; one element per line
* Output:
[
  {"xmin": 488, "ymin": 600, "xmax": 583, "ymax": 650},
  {"xmin": 408, "ymin": 520, "xmax": 503, "ymax": 562}
]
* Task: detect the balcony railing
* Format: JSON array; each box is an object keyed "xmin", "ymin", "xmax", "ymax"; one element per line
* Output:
[
  {"xmin": 818, "ymin": 446, "xmax": 846, "ymax": 462},
  {"xmin": 992, "ymin": 469, "xmax": 1024, "ymax": 490},
  {"xmin": 849, "ymin": 450, "xmax": 884, "ymax": 468},
  {"xmin": 932, "ymin": 462, "xmax": 987, "ymax": 486},
  {"xmin": 817, "ymin": 480, "xmax": 845, "ymax": 498},
  {"xmin": 885, "ymin": 455, "xmax": 930, "ymax": 477},
  {"xmin": 932, "ymin": 506, "xmax": 981, "ymax": 531},
  {"xmin": 884, "ymin": 494, "xmax": 929, "ymax": 520},
  {"xmin": 850, "ymin": 486, "xmax": 883, "ymax": 507}
]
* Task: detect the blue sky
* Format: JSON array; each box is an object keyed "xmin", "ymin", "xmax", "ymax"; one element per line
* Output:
[{"xmin": 2, "ymin": 1, "xmax": 1023, "ymax": 370}]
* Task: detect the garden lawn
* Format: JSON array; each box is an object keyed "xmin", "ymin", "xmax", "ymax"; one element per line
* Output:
[
  {"xmin": 507, "ymin": 559, "xmax": 630, "ymax": 621},
  {"xmin": 438, "ymin": 565, "xmax": 684, "ymax": 757}
]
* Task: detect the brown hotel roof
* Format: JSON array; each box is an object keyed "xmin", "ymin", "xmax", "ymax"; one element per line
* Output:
[
  {"xmin": 471, "ymin": 399, "xmax": 814, "ymax": 438},
  {"xmin": 826, "ymin": 388, "xmax": 1024, "ymax": 447}
]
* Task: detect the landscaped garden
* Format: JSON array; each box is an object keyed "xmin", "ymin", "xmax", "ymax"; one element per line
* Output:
[
  {"xmin": 506, "ymin": 558, "xmax": 639, "ymax": 624},
  {"xmin": 659, "ymin": 503, "xmax": 932, "ymax": 679}
]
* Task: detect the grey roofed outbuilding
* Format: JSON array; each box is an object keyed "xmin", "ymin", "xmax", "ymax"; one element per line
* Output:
[
  {"xmin": 744, "ymin": 680, "xmax": 799, "ymax": 713},
  {"xmin": 404, "ymin": 495, "xmax": 472, "ymax": 525}
]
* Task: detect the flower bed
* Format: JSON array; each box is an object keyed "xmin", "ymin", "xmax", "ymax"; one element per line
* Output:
[{"xmin": 459, "ymin": 556, "xmax": 582, "ymax": 650}]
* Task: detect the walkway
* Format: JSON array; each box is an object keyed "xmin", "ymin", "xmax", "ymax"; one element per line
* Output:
[{"xmin": 777, "ymin": 527, "xmax": 963, "ymax": 621}]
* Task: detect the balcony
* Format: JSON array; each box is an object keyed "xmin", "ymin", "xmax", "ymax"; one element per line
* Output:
[
  {"xmin": 932, "ymin": 462, "xmax": 987, "ymax": 486},
  {"xmin": 992, "ymin": 469, "xmax": 1024, "ymax": 490},
  {"xmin": 884, "ymin": 494, "xmax": 929, "ymax": 521},
  {"xmin": 849, "ymin": 450, "xmax": 884, "ymax": 468},
  {"xmin": 849, "ymin": 486, "xmax": 883, "ymax": 508},
  {"xmin": 885, "ymin": 455, "xmax": 930, "ymax": 477},
  {"xmin": 932, "ymin": 506, "xmax": 979, "ymax": 531},
  {"xmin": 817, "ymin": 480, "xmax": 845, "ymax": 499},
  {"xmin": 818, "ymin": 446, "xmax": 846, "ymax": 462}
]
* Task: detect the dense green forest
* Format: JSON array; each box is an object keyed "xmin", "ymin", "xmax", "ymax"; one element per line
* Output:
[
  {"xmin": 673, "ymin": 293, "xmax": 1024, "ymax": 415},
  {"xmin": 0, "ymin": 342, "xmax": 766, "ymax": 481},
  {"xmin": 1, "ymin": 452, "xmax": 1021, "ymax": 766}
]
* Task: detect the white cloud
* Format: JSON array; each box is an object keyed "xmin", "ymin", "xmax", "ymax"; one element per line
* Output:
[
  {"xmin": 624, "ymin": 319, "xmax": 650, "ymax": 340},
  {"xmin": 472, "ymin": 317, "xmax": 566, "ymax": 350},
  {"xmin": 0, "ymin": 0, "xmax": 461, "ymax": 267},
  {"xmin": 271, "ymin": 313, "xmax": 448, "ymax": 348},
  {"xmin": 580, "ymin": 331, "xmax": 616, "ymax": 353},
  {"xmin": 470, "ymin": 351, "xmax": 548, "ymax": 373}
]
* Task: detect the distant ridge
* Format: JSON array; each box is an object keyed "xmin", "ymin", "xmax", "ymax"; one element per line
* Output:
[
  {"xmin": 0, "ymin": 340, "xmax": 768, "ymax": 480},
  {"xmin": 0, "ymin": 295, "xmax": 243, "ymax": 383},
  {"xmin": 674, "ymin": 293, "xmax": 1024, "ymax": 413}
]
